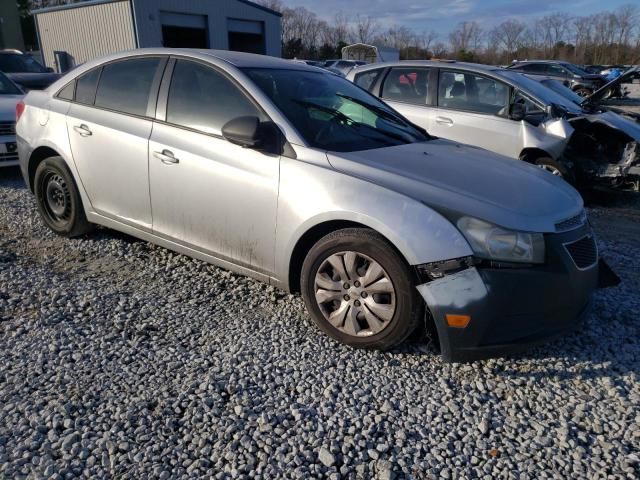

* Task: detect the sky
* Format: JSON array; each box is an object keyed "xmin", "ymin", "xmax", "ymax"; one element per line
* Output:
[{"xmin": 280, "ymin": 0, "xmax": 634, "ymax": 36}]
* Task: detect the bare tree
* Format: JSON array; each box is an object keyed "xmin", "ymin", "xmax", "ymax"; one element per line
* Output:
[
  {"xmin": 489, "ymin": 19, "xmax": 526, "ymax": 55},
  {"xmin": 353, "ymin": 15, "xmax": 379, "ymax": 44},
  {"xmin": 449, "ymin": 21, "xmax": 483, "ymax": 52}
]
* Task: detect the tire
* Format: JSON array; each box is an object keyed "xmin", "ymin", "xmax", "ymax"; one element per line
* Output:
[
  {"xmin": 34, "ymin": 156, "xmax": 93, "ymax": 238},
  {"xmin": 300, "ymin": 228, "xmax": 423, "ymax": 350},
  {"xmin": 573, "ymin": 87, "xmax": 592, "ymax": 98},
  {"xmin": 535, "ymin": 157, "xmax": 576, "ymax": 184}
]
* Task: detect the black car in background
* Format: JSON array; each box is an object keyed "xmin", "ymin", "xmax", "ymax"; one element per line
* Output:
[
  {"xmin": 507, "ymin": 60, "xmax": 606, "ymax": 97},
  {"xmin": 0, "ymin": 51, "xmax": 60, "ymax": 91}
]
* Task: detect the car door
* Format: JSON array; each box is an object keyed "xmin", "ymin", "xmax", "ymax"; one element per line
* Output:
[
  {"xmin": 66, "ymin": 57, "xmax": 166, "ymax": 230},
  {"xmin": 429, "ymin": 69, "xmax": 522, "ymax": 159},
  {"xmin": 148, "ymin": 58, "xmax": 279, "ymax": 275},
  {"xmin": 378, "ymin": 66, "xmax": 434, "ymax": 131}
]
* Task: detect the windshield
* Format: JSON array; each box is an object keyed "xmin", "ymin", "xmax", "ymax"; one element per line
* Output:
[
  {"xmin": 539, "ymin": 79, "xmax": 584, "ymax": 105},
  {"xmin": 562, "ymin": 63, "xmax": 589, "ymax": 76},
  {"xmin": 495, "ymin": 70, "xmax": 582, "ymax": 114},
  {"xmin": 0, "ymin": 72, "xmax": 22, "ymax": 95},
  {"xmin": 243, "ymin": 68, "xmax": 428, "ymax": 152},
  {"xmin": 0, "ymin": 54, "xmax": 47, "ymax": 74}
]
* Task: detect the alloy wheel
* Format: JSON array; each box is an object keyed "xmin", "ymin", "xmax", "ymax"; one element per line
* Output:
[
  {"xmin": 314, "ymin": 251, "xmax": 396, "ymax": 337},
  {"xmin": 539, "ymin": 164, "xmax": 562, "ymax": 176}
]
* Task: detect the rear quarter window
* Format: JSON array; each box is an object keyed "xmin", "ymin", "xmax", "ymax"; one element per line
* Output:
[{"xmin": 75, "ymin": 68, "xmax": 101, "ymax": 105}]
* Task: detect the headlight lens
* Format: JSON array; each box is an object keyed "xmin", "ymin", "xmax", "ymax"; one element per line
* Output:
[{"xmin": 457, "ymin": 217, "xmax": 545, "ymax": 264}]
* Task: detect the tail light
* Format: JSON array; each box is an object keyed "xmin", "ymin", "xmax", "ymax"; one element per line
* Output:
[{"xmin": 16, "ymin": 101, "xmax": 26, "ymax": 123}]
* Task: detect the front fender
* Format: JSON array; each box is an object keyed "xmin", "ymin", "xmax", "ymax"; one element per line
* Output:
[
  {"xmin": 523, "ymin": 117, "xmax": 574, "ymax": 160},
  {"xmin": 274, "ymin": 152, "xmax": 472, "ymax": 290}
]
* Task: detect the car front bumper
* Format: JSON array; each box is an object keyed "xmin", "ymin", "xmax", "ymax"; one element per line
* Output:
[{"xmin": 416, "ymin": 223, "xmax": 599, "ymax": 362}]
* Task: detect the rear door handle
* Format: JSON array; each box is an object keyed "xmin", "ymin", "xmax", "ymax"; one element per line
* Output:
[
  {"xmin": 436, "ymin": 116, "xmax": 453, "ymax": 126},
  {"xmin": 73, "ymin": 124, "xmax": 92, "ymax": 137},
  {"xmin": 153, "ymin": 149, "xmax": 179, "ymax": 165}
]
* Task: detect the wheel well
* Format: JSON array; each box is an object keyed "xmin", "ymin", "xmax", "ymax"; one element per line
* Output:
[
  {"xmin": 288, "ymin": 220, "xmax": 366, "ymax": 294},
  {"xmin": 519, "ymin": 148, "xmax": 550, "ymax": 164},
  {"xmin": 27, "ymin": 147, "xmax": 60, "ymax": 192}
]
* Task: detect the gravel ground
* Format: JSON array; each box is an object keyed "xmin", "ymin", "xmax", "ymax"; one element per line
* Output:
[{"xmin": 1, "ymin": 166, "xmax": 639, "ymax": 479}]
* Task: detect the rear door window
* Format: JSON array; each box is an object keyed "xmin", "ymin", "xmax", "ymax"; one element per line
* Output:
[
  {"xmin": 94, "ymin": 58, "xmax": 161, "ymax": 116},
  {"xmin": 166, "ymin": 60, "xmax": 262, "ymax": 135},
  {"xmin": 438, "ymin": 70, "xmax": 509, "ymax": 115},
  {"xmin": 381, "ymin": 67, "xmax": 429, "ymax": 105}
]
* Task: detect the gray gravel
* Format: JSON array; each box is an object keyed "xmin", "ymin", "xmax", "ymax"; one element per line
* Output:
[{"xmin": 1, "ymin": 167, "xmax": 639, "ymax": 479}]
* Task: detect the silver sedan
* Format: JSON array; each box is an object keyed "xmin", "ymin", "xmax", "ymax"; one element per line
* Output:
[{"xmin": 17, "ymin": 49, "xmax": 598, "ymax": 361}]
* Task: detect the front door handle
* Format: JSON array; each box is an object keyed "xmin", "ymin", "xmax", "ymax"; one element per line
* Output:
[
  {"xmin": 436, "ymin": 116, "xmax": 454, "ymax": 126},
  {"xmin": 73, "ymin": 124, "xmax": 92, "ymax": 137},
  {"xmin": 153, "ymin": 149, "xmax": 179, "ymax": 165}
]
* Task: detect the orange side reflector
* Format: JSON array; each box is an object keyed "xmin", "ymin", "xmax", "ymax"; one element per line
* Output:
[{"xmin": 446, "ymin": 314, "xmax": 471, "ymax": 328}]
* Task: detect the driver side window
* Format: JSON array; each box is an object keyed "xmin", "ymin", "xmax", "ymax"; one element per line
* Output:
[
  {"xmin": 166, "ymin": 60, "xmax": 262, "ymax": 135},
  {"xmin": 513, "ymin": 91, "xmax": 544, "ymax": 115},
  {"xmin": 438, "ymin": 70, "xmax": 509, "ymax": 115},
  {"xmin": 547, "ymin": 65, "xmax": 569, "ymax": 77}
]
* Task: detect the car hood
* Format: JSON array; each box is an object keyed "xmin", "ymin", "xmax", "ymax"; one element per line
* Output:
[
  {"xmin": 584, "ymin": 67, "xmax": 639, "ymax": 105},
  {"xmin": 327, "ymin": 140, "xmax": 583, "ymax": 233},
  {"xmin": 0, "ymin": 95, "xmax": 22, "ymax": 122},
  {"xmin": 6, "ymin": 72, "xmax": 61, "ymax": 90},
  {"xmin": 572, "ymin": 110, "xmax": 640, "ymax": 141}
]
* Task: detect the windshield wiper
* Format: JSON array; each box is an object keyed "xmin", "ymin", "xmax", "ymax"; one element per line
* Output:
[
  {"xmin": 292, "ymin": 99, "xmax": 355, "ymax": 125},
  {"xmin": 293, "ymin": 99, "xmax": 414, "ymax": 145},
  {"xmin": 335, "ymin": 93, "xmax": 404, "ymax": 123},
  {"xmin": 336, "ymin": 93, "xmax": 431, "ymax": 139}
]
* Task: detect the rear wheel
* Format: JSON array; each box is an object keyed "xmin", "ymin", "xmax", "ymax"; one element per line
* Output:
[
  {"xmin": 301, "ymin": 228, "xmax": 423, "ymax": 350},
  {"xmin": 34, "ymin": 157, "xmax": 93, "ymax": 237}
]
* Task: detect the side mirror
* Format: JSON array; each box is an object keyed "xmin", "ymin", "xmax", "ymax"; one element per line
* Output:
[
  {"xmin": 222, "ymin": 116, "xmax": 263, "ymax": 148},
  {"xmin": 45, "ymin": 67, "xmax": 55, "ymax": 73},
  {"xmin": 509, "ymin": 103, "xmax": 526, "ymax": 121}
]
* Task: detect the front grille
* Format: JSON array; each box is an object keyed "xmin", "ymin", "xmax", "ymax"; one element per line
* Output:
[
  {"xmin": 0, "ymin": 152, "xmax": 18, "ymax": 163},
  {"xmin": 564, "ymin": 235, "xmax": 598, "ymax": 270},
  {"xmin": 555, "ymin": 210, "xmax": 587, "ymax": 232},
  {"xmin": 0, "ymin": 121, "xmax": 15, "ymax": 136}
]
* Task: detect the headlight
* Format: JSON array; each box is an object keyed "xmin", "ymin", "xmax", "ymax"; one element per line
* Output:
[{"xmin": 457, "ymin": 217, "xmax": 545, "ymax": 264}]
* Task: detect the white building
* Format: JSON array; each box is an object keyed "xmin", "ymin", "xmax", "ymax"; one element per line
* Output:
[{"xmin": 34, "ymin": 0, "xmax": 282, "ymax": 71}]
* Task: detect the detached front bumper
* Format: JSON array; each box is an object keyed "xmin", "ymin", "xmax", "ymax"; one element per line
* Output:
[{"xmin": 417, "ymin": 224, "xmax": 599, "ymax": 362}]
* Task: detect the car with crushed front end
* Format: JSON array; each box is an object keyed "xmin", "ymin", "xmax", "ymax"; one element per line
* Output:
[
  {"xmin": 346, "ymin": 60, "xmax": 639, "ymax": 189},
  {"xmin": 0, "ymin": 71, "xmax": 23, "ymax": 167},
  {"xmin": 17, "ymin": 49, "xmax": 601, "ymax": 362}
]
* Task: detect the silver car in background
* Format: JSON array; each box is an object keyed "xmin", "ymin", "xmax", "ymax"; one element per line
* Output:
[
  {"xmin": 17, "ymin": 49, "xmax": 599, "ymax": 361},
  {"xmin": 0, "ymin": 71, "xmax": 23, "ymax": 167},
  {"xmin": 346, "ymin": 60, "xmax": 640, "ymax": 186}
]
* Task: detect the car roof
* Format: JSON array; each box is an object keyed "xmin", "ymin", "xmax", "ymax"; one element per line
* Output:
[
  {"xmin": 72, "ymin": 48, "xmax": 322, "ymax": 73},
  {"xmin": 512, "ymin": 60, "xmax": 568, "ymax": 64},
  {"xmin": 350, "ymin": 60, "xmax": 502, "ymax": 75}
]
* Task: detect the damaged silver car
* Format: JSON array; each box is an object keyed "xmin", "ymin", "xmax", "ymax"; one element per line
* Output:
[
  {"xmin": 346, "ymin": 61, "xmax": 640, "ymax": 190},
  {"xmin": 18, "ymin": 50, "xmax": 603, "ymax": 362},
  {"xmin": 537, "ymin": 69, "xmax": 640, "ymax": 190}
]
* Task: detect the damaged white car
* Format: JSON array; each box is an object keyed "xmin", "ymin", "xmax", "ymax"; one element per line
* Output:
[{"xmin": 346, "ymin": 61, "xmax": 640, "ymax": 190}]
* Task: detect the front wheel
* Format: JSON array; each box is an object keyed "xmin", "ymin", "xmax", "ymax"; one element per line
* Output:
[
  {"xmin": 34, "ymin": 156, "xmax": 93, "ymax": 237},
  {"xmin": 535, "ymin": 157, "xmax": 576, "ymax": 184},
  {"xmin": 574, "ymin": 87, "xmax": 592, "ymax": 97},
  {"xmin": 301, "ymin": 228, "xmax": 423, "ymax": 350}
]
